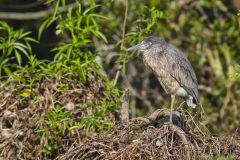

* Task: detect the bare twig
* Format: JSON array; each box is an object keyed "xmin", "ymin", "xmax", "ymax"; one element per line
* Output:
[
  {"xmin": 120, "ymin": 0, "xmax": 129, "ymax": 49},
  {"xmin": 0, "ymin": 2, "xmax": 78, "ymax": 20},
  {"xmin": 113, "ymin": 65, "xmax": 122, "ymax": 86},
  {"xmin": 114, "ymin": 0, "xmax": 129, "ymax": 86}
]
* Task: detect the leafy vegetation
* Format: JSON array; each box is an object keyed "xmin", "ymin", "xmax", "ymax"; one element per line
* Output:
[
  {"xmin": 0, "ymin": 0, "xmax": 122, "ymax": 157},
  {"xmin": 36, "ymin": 104, "xmax": 72, "ymax": 156},
  {"xmin": 0, "ymin": 21, "xmax": 37, "ymax": 75}
]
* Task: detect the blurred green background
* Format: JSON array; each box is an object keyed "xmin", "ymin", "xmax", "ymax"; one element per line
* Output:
[{"xmin": 0, "ymin": 0, "xmax": 239, "ymax": 134}]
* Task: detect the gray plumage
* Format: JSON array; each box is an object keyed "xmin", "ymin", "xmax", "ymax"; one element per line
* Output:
[{"xmin": 127, "ymin": 36, "xmax": 199, "ymax": 108}]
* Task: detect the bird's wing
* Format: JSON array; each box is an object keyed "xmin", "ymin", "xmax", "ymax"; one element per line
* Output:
[{"xmin": 164, "ymin": 44, "xmax": 199, "ymax": 102}]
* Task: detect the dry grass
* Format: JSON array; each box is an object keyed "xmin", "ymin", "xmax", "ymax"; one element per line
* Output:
[
  {"xmin": 0, "ymin": 76, "xmax": 115, "ymax": 159},
  {"xmin": 0, "ymin": 77, "xmax": 239, "ymax": 160},
  {"xmin": 58, "ymin": 109, "xmax": 240, "ymax": 160}
]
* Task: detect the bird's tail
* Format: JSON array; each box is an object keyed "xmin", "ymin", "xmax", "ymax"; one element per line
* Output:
[{"xmin": 186, "ymin": 96, "xmax": 197, "ymax": 108}]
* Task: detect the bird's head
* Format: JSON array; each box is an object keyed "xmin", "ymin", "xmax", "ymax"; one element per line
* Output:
[{"xmin": 127, "ymin": 36, "xmax": 166, "ymax": 52}]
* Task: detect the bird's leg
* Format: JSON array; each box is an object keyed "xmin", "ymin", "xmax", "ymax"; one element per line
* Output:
[{"xmin": 169, "ymin": 95, "xmax": 175, "ymax": 123}]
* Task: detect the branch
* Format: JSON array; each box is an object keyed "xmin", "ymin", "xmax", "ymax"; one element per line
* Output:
[
  {"xmin": 0, "ymin": 2, "xmax": 78, "ymax": 20},
  {"xmin": 0, "ymin": 1, "xmax": 45, "ymax": 10},
  {"xmin": 120, "ymin": 89, "xmax": 130, "ymax": 123}
]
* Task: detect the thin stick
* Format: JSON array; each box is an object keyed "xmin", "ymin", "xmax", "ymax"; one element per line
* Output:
[
  {"xmin": 114, "ymin": 0, "xmax": 129, "ymax": 86},
  {"xmin": 121, "ymin": 0, "xmax": 129, "ymax": 49},
  {"xmin": 121, "ymin": 89, "xmax": 130, "ymax": 123},
  {"xmin": 113, "ymin": 65, "xmax": 122, "ymax": 86}
]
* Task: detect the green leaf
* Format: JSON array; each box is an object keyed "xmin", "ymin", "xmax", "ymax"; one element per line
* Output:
[
  {"xmin": 95, "ymin": 30, "xmax": 108, "ymax": 43},
  {"xmin": 61, "ymin": 0, "xmax": 66, "ymax": 7},
  {"xmin": 24, "ymin": 37, "xmax": 39, "ymax": 43},
  {"xmin": 90, "ymin": 13, "xmax": 108, "ymax": 20},
  {"xmin": 12, "ymin": 42, "xmax": 28, "ymax": 49},
  {"xmin": 53, "ymin": 0, "xmax": 60, "ymax": 18},
  {"xmin": 25, "ymin": 41, "xmax": 32, "ymax": 53},
  {"xmin": 83, "ymin": 5, "xmax": 100, "ymax": 16},
  {"xmin": 3, "ymin": 66, "xmax": 12, "ymax": 75},
  {"xmin": 7, "ymin": 47, "xmax": 13, "ymax": 55},
  {"xmin": 19, "ymin": 31, "xmax": 31, "ymax": 39},
  {"xmin": 38, "ymin": 16, "xmax": 57, "ymax": 40},
  {"xmin": 14, "ymin": 49, "xmax": 22, "ymax": 65},
  {"xmin": 20, "ymin": 89, "xmax": 32, "ymax": 97},
  {"xmin": 14, "ymin": 45, "xmax": 30, "ymax": 58}
]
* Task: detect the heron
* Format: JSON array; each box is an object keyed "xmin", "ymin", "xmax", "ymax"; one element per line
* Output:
[{"xmin": 127, "ymin": 36, "xmax": 199, "ymax": 122}]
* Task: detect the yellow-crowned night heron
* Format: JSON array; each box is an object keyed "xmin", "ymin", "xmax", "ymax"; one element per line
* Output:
[{"xmin": 127, "ymin": 36, "xmax": 199, "ymax": 122}]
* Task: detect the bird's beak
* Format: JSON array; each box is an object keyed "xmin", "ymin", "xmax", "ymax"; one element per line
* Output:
[{"xmin": 127, "ymin": 43, "xmax": 144, "ymax": 51}]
